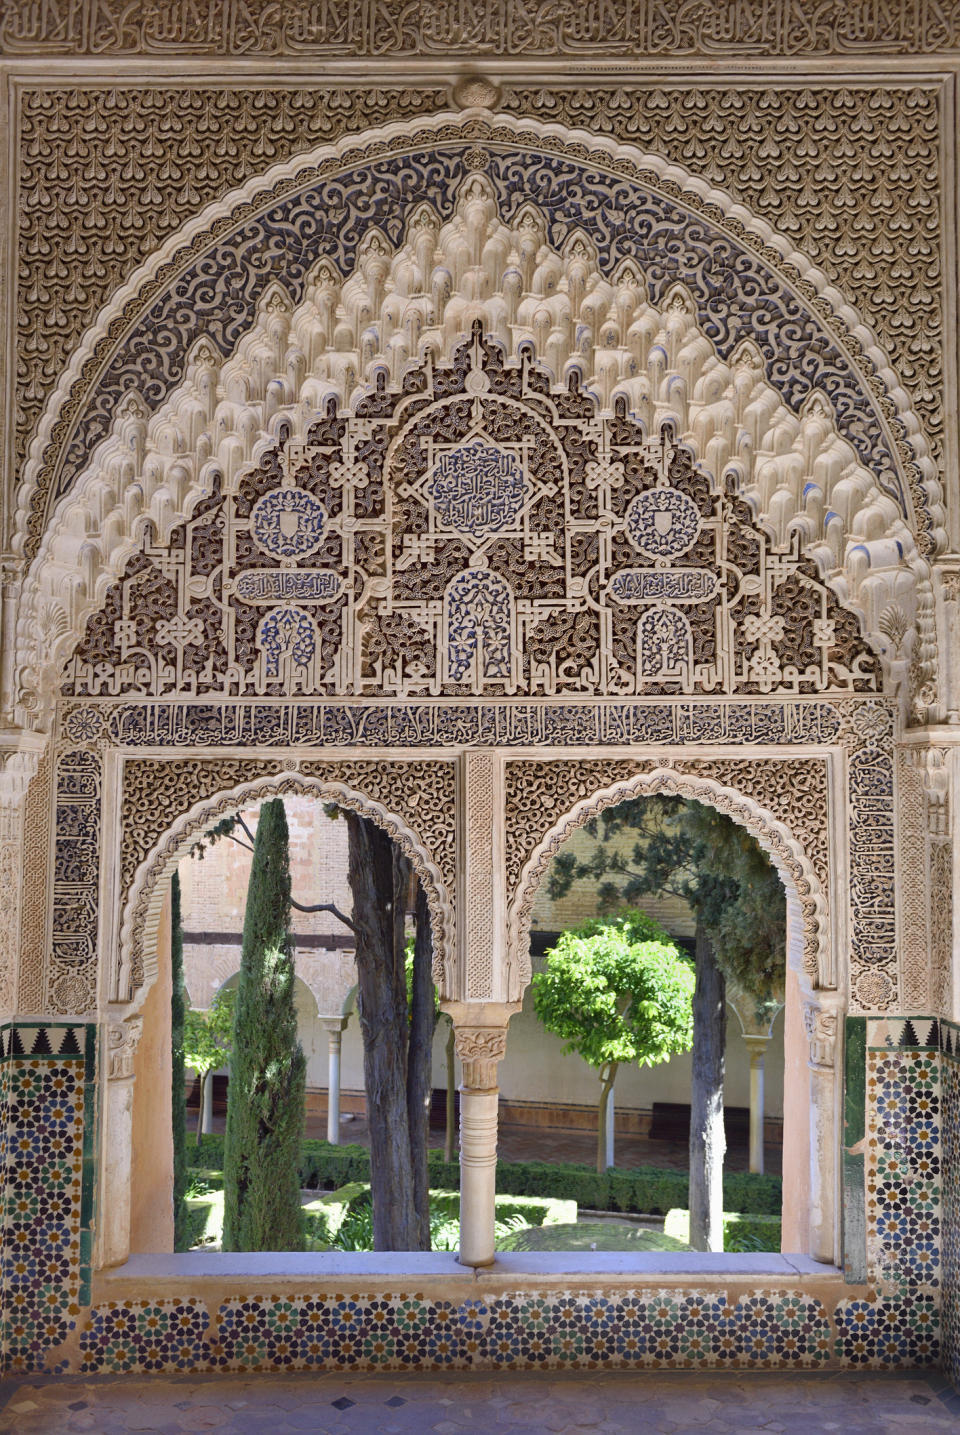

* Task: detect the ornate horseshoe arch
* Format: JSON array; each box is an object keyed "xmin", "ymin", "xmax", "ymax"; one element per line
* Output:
[
  {"xmin": 506, "ymin": 767, "xmax": 829, "ymax": 997},
  {"xmin": 116, "ymin": 771, "xmax": 455, "ymax": 1008},
  {"xmin": 13, "ymin": 110, "xmax": 943, "ymax": 725}
]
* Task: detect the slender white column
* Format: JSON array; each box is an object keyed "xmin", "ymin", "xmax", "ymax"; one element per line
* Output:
[
  {"xmin": 743, "ymin": 1035, "xmax": 769, "ymax": 1174},
  {"xmin": 454, "ymin": 1022, "xmax": 509, "ymax": 1267},
  {"xmin": 202, "ymin": 1070, "xmax": 214, "ymax": 1134},
  {"xmin": 604, "ymin": 1080, "xmax": 616, "ymax": 1170},
  {"xmin": 323, "ymin": 1018, "xmax": 348, "ymax": 1145}
]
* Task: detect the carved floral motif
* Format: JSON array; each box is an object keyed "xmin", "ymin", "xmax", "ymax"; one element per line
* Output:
[
  {"xmin": 107, "ymin": 1016, "xmax": 143, "ymax": 1080},
  {"xmin": 60, "ymin": 327, "xmax": 881, "ymax": 705},
  {"xmin": 803, "ymin": 1004, "xmax": 838, "ymax": 1069},
  {"xmin": 454, "ymin": 1025, "xmax": 509, "ymax": 1088},
  {"xmin": 12, "ymin": 85, "xmax": 943, "ymax": 574}
]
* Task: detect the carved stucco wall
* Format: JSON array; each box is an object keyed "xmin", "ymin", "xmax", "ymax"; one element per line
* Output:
[
  {"xmin": 4, "ymin": 1, "xmax": 959, "ymax": 58},
  {"xmin": 0, "ymin": 26, "xmax": 955, "ymax": 1379},
  {"xmin": 39, "ymin": 695, "xmax": 900, "ymax": 1017},
  {"xmin": 9, "ymin": 107, "xmax": 945, "ymax": 726},
  {"xmin": 117, "ymin": 762, "xmax": 457, "ymax": 1002},
  {"xmin": 7, "ymin": 80, "xmax": 944, "ymax": 502}
]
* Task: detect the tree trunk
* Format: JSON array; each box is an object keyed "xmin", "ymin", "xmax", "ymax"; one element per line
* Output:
[
  {"xmin": 407, "ymin": 879, "xmax": 433, "ymax": 1249},
  {"xmin": 596, "ymin": 1062, "xmax": 618, "ymax": 1174},
  {"xmin": 346, "ymin": 811, "xmax": 418, "ymax": 1250},
  {"xmin": 688, "ymin": 918, "xmax": 726, "ymax": 1252},
  {"xmin": 444, "ymin": 1021, "xmax": 456, "ymax": 1165}
]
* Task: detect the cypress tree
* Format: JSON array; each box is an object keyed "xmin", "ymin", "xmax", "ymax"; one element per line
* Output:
[
  {"xmin": 222, "ymin": 798, "xmax": 306, "ymax": 1251},
  {"xmin": 170, "ymin": 869, "xmax": 188, "ymax": 1251}
]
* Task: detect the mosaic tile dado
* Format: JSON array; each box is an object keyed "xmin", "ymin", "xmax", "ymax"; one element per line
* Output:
[
  {"xmin": 0, "ymin": 1015, "xmax": 951, "ymax": 1378},
  {"xmin": 74, "ymin": 1289, "xmax": 934, "ymax": 1374},
  {"xmin": 0, "ymin": 1024, "xmax": 96, "ymax": 1376},
  {"xmin": 866, "ymin": 1047, "xmax": 941, "ymax": 1294},
  {"xmin": 938, "ymin": 1032, "xmax": 960, "ymax": 1389}
]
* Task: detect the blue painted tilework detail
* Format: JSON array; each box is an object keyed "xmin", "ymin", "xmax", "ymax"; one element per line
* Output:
[
  {"xmin": 2, "ymin": 1014, "xmax": 951, "ymax": 1378},
  {"xmin": 78, "ymin": 1291, "xmax": 840, "ymax": 1374},
  {"xmin": 939, "ymin": 1038, "xmax": 960, "ymax": 1387},
  {"xmin": 834, "ymin": 1294, "xmax": 939, "ymax": 1369},
  {"xmin": 1, "ymin": 1025, "xmax": 96, "ymax": 1376},
  {"xmin": 866, "ymin": 1048, "xmax": 941, "ymax": 1294},
  {"xmin": 46, "ymin": 144, "xmax": 906, "ymax": 534}
]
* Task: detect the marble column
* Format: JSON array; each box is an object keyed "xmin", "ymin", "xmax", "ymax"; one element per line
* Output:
[
  {"xmin": 323, "ymin": 1017, "xmax": 349, "ymax": 1144},
  {"xmin": 743, "ymin": 1034, "xmax": 770, "ymax": 1174},
  {"xmin": 453, "ymin": 1018, "xmax": 510, "ymax": 1267}
]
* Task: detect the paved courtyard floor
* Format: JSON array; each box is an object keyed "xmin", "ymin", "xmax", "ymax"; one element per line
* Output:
[
  {"xmin": 190, "ymin": 1109, "xmax": 784, "ymax": 1177},
  {"xmin": 2, "ymin": 1369, "xmax": 958, "ymax": 1434}
]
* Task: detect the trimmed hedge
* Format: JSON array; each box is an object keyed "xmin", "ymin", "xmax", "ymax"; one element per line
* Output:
[
  {"xmin": 664, "ymin": 1208, "xmax": 782, "ymax": 1253},
  {"xmin": 187, "ymin": 1136, "xmax": 781, "ymax": 1217}
]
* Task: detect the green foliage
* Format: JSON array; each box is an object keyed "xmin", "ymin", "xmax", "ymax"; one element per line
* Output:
[
  {"xmin": 183, "ymin": 988, "xmax": 236, "ymax": 1079},
  {"xmin": 222, "ymin": 798, "xmax": 306, "ymax": 1252},
  {"xmin": 403, "ymin": 933, "xmax": 440, "ymax": 1023},
  {"xmin": 304, "ymin": 1186, "xmax": 573, "ymax": 1253},
  {"xmin": 498, "ymin": 1221, "xmax": 689, "ymax": 1253},
  {"xmin": 189, "ymin": 813, "xmax": 248, "ymax": 860},
  {"xmin": 334, "ymin": 1197, "xmax": 376, "ymax": 1251},
  {"xmin": 532, "ymin": 910, "xmax": 694, "ymax": 1071},
  {"xmin": 187, "ymin": 1137, "xmax": 781, "ymax": 1217},
  {"xmin": 547, "ymin": 796, "xmax": 786, "ymax": 1012},
  {"xmin": 184, "ymin": 1199, "xmax": 217, "ymax": 1250},
  {"xmin": 664, "ymin": 1208, "xmax": 782, "ymax": 1252},
  {"xmin": 170, "ymin": 870, "xmax": 188, "ymax": 1252}
]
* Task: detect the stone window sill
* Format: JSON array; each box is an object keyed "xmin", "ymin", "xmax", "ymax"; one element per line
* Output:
[{"xmin": 100, "ymin": 1250, "xmax": 842, "ymax": 1285}]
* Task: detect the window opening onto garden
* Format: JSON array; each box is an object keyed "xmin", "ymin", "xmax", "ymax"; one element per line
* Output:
[
  {"xmin": 500, "ymin": 794, "xmax": 788, "ymax": 1257},
  {"xmin": 128, "ymin": 786, "xmax": 815, "ymax": 1270},
  {"xmin": 133, "ymin": 793, "xmax": 461, "ymax": 1257}
]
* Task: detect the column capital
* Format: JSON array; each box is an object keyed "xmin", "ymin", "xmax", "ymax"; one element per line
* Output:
[
  {"xmin": 454, "ymin": 1026, "xmax": 507, "ymax": 1089},
  {"xmin": 443, "ymin": 1000, "xmax": 520, "ymax": 1088},
  {"xmin": 0, "ymin": 729, "xmax": 47, "ymax": 806},
  {"xmin": 106, "ymin": 1015, "xmax": 143, "ymax": 1080},
  {"xmin": 802, "ymin": 999, "xmax": 839, "ymax": 1070}
]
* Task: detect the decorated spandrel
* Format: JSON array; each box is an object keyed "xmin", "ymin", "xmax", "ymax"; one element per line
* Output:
[{"xmin": 61, "ymin": 325, "xmax": 880, "ymax": 701}]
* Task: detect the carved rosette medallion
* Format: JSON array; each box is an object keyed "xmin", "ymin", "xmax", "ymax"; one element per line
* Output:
[
  {"xmin": 626, "ymin": 487, "xmax": 701, "ymax": 559},
  {"xmin": 251, "ymin": 487, "xmax": 327, "ymax": 560}
]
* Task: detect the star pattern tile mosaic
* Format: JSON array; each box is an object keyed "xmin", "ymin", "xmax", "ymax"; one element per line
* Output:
[
  {"xmin": 0, "ymin": 1018, "xmax": 955, "ymax": 1378},
  {"xmin": 1, "ymin": 1025, "xmax": 96, "ymax": 1376}
]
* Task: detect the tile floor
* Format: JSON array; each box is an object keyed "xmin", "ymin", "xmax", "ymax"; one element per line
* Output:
[{"xmin": 1, "ymin": 1370, "xmax": 957, "ymax": 1434}]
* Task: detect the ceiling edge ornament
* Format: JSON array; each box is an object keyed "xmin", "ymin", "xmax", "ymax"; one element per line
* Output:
[
  {"xmin": 116, "ymin": 771, "xmax": 455, "ymax": 1010},
  {"xmin": 505, "ymin": 767, "xmax": 828, "ymax": 1003},
  {"xmin": 13, "ymin": 113, "xmax": 940, "ymax": 568},
  {"xmin": 2, "ymin": 0, "xmax": 958, "ymax": 57}
]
